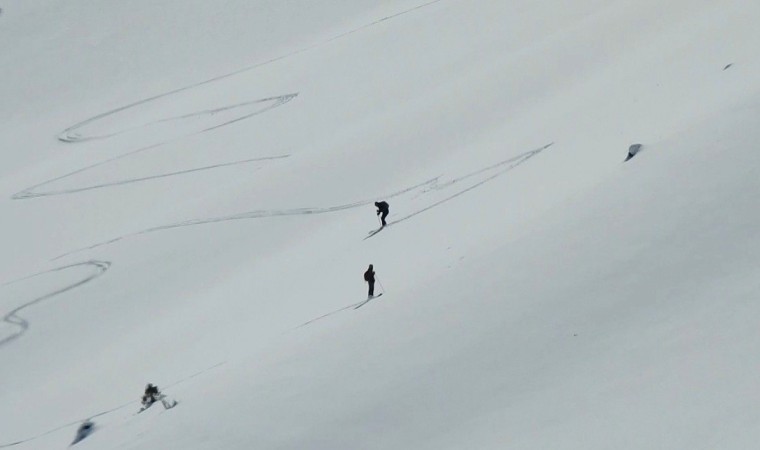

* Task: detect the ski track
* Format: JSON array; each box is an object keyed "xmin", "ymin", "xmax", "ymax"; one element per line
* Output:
[
  {"xmin": 297, "ymin": 293, "xmax": 383, "ymax": 328},
  {"xmin": 56, "ymin": 0, "xmax": 447, "ymax": 144},
  {"xmin": 52, "ymin": 143, "xmax": 552, "ymax": 261},
  {"xmin": 13, "ymin": 94, "xmax": 296, "ymax": 200},
  {"xmin": 363, "ymin": 143, "xmax": 553, "ymax": 239},
  {"xmin": 0, "ymin": 362, "xmax": 225, "ymax": 449},
  {"xmin": 323, "ymin": 0, "xmax": 447, "ymax": 43},
  {"xmin": 296, "ymin": 301, "xmax": 366, "ymax": 328},
  {"xmin": 13, "ymin": 153, "xmax": 290, "ymax": 200},
  {"xmin": 58, "ymin": 94, "xmax": 297, "ymax": 143},
  {"xmin": 0, "ymin": 261, "xmax": 111, "ymax": 348},
  {"xmin": 51, "ymin": 177, "xmax": 438, "ymax": 260}
]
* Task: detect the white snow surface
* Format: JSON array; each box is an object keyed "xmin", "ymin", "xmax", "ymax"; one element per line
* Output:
[{"xmin": 1, "ymin": 0, "xmax": 760, "ymax": 448}]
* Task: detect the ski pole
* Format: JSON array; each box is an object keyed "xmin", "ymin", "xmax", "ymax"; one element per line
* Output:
[{"xmin": 376, "ymin": 276, "xmax": 385, "ymax": 294}]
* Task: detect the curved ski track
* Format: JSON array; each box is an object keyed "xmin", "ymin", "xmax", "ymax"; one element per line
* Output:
[
  {"xmin": 14, "ymin": 0, "xmax": 448, "ymax": 200},
  {"xmin": 13, "ymin": 94, "xmax": 296, "ymax": 200},
  {"xmin": 56, "ymin": 0, "xmax": 447, "ymax": 144},
  {"xmin": 57, "ymin": 94, "xmax": 297, "ymax": 143},
  {"xmin": 0, "ymin": 261, "xmax": 111, "ymax": 348}
]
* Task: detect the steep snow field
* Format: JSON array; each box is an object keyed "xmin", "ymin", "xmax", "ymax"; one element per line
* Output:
[{"xmin": 1, "ymin": 0, "xmax": 760, "ymax": 448}]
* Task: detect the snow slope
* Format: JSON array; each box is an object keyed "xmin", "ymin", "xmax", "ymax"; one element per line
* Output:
[{"xmin": 1, "ymin": 0, "xmax": 759, "ymax": 448}]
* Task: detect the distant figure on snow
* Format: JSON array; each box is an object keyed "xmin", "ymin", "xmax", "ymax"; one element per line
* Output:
[
  {"xmin": 140, "ymin": 383, "xmax": 178, "ymax": 411},
  {"xmin": 625, "ymin": 143, "xmax": 642, "ymax": 162},
  {"xmin": 71, "ymin": 420, "xmax": 95, "ymax": 445},
  {"xmin": 364, "ymin": 264, "xmax": 376, "ymax": 298},
  {"xmin": 142, "ymin": 383, "xmax": 161, "ymax": 408},
  {"xmin": 375, "ymin": 201, "xmax": 389, "ymax": 227}
]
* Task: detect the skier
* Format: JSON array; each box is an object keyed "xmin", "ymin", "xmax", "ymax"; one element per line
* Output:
[
  {"xmin": 364, "ymin": 264, "xmax": 376, "ymax": 298},
  {"xmin": 375, "ymin": 201, "xmax": 389, "ymax": 227},
  {"xmin": 71, "ymin": 420, "xmax": 95, "ymax": 445},
  {"xmin": 142, "ymin": 383, "xmax": 161, "ymax": 408},
  {"xmin": 140, "ymin": 383, "xmax": 178, "ymax": 411},
  {"xmin": 625, "ymin": 143, "xmax": 642, "ymax": 161}
]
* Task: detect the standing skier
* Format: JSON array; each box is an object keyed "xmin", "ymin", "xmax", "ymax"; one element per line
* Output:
[
  {"xmin": 364, "ymin": 264, "xmax": 376, "ymax": 298},
  {"xmin": 375, "ymin": 201, "xmax": 389, "ymax": 227}
]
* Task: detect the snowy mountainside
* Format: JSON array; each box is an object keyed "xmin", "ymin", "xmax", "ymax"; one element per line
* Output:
[{"xmin": 1, "ymin": 0, "xmax": 759, "ymax": 448}]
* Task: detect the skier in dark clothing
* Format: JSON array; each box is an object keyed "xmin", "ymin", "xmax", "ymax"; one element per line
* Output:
[
  {"xmin": 364, "ymin": 264, "xmax": 376, "ymax": 298},
  {"xmin": 71, "ymin": 420, "xmax": 95, "ymax": 445},
  {"xmin": 140, "ymin": 383, "xmax": 178, "ymax": 411},
  {"xmin": 375, "ymin": 201, "xmax": 389, "ymax": 227},
  {"xmin": 142, "ymin": 383, "xmax": 161, "ymax": 408}
]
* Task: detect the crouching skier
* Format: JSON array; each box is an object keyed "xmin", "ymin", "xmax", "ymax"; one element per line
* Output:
[
  {"xmin": 374, "ymin": 201, "xmax": 389, "ymax": 227},
  {"xmin": 140, "ymin": 383, "xmax": 178, "ymax": 412}
]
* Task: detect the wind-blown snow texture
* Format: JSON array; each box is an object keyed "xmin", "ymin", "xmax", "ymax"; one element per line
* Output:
[{"xmin": 1, "ymin": 0, "xmax": 759, "ymax": 448}]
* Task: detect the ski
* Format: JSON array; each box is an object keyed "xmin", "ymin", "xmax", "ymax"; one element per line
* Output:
[
  {"xmin": 355, "ymin": 293, "xmax": 383, "ymax": 309},
  {"xmin": 364, "ymin": 226, "xmax": 385, "ymax": 240},
  {"xmin": 137, "ymin": 394, "xmax": 178, "ymax": 414}
]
